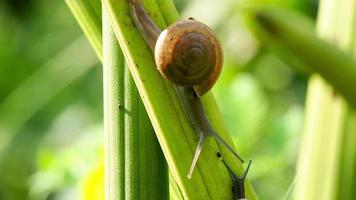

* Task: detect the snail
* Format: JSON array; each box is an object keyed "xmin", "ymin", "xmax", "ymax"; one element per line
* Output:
[
  {"xmin": 129, "ymin": 0, "xmax": 244, "ymax": 179},
  {"xmin": 217, "ymin": 152, "xmax": 252, "ymax": 200}
]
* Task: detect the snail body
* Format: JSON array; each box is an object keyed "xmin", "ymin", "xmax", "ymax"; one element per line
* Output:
[{"xmin": 128, "ymin": 0, "xmax": 243, "ymax": 179}]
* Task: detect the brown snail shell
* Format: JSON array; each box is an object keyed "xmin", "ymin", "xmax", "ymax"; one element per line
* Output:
[{"xmin": 154, "ymin": 18, "xmax": 223, "ymax": 96}]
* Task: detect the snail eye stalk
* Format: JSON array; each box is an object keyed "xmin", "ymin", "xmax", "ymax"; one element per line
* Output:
[
  {"xmin": 217, "ymin": 153, "xmax": 252, "ymax": 200},
  {"xmin": 187, "ymin": 132, "xmax": 206, "ymax": 179}
]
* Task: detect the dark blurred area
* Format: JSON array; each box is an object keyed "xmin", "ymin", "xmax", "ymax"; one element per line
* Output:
[
  {"xmin": 4, "ymin": 0, "xmax": 34, "ymax": 17},
  {"xmin": 0, "ymin": 0, "xmax": 318, "ymax": 199}
]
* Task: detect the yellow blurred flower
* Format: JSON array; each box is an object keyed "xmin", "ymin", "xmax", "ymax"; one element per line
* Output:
[{"xmin": 80, "ymin": 152, "xmax": 104, "ymax": 200}]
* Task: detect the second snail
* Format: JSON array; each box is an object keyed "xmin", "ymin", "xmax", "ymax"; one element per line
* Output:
[{"xmin": 128, "ymin": 0, "xmax": 247, "ymax": 181}]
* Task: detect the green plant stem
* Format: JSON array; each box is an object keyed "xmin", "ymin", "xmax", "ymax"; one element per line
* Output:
[
  {"xmin": 249, "ymin": 6, "xmax": 356, "ymax": 106},
  {"xmin": 102, "ymin": 0, "xmax": 258, "ymax": 199},
  {"xmin": 246, "ymin": 1, "xmax": 356, "ymax": 200},
  {"xmin": 293, "ymin": 1, "xmax": 356, "ymax": 199},
  {"xmin": 248, "ymin": 3, "xmax": 356, "ymax": 199},
  {"xmin": 102, "ymin": 10, "xmax": 126, "ymax": 200},
  {"xmin": 342, "ymin": 111, "xmax": 356, "ymax": 200},
  {"xmin": 104, "ymin": 10, "xmax": 168, "ymax": 200},
  {"xmin": 66, "ymin": 0, "xmax": 168, "ymax": 199},
  {"xmin": 123, "ymin": 59, "xmax": 168, "ymax": 199}
]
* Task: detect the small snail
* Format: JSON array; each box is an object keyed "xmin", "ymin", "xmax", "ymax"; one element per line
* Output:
[
  {"xmin": 217, "ymin": 153, "xmax": 252, "ymax": 200},
  {"xmin": 154, "ymin": 19, "xmax": 223, "ymax": 96},
  {"xmin": 129, "ymin": 0, "xmax": 244, "ymax": 179}
]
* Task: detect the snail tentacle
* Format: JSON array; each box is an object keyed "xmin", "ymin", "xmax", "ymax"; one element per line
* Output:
[
  {"xmin": 187, "ymin": 131, "xmax": 206, "ymax": 179},
  {"xmin": 218, "ymin": 153, "xmax": 252, "ymax": 200},
  {"xmin": 177, "ymin": 87, "xmax": 244, "ymax": 179},
  {"xmin": 208, "ymin": 130, "xmax": 244, "ymax": 163}
]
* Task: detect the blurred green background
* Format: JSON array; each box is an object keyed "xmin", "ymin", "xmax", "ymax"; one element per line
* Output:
[{"xmin": 0, "ymin": 0, "xmax": 318, "ymax": 199}]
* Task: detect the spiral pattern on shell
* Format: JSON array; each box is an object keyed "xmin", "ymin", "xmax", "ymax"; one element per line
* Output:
[{"xmin": 155, "ymin": 19, "xmax": 223, "ymax": 95}]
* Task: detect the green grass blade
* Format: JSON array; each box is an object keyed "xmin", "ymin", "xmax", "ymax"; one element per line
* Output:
[
  {"xmin": 102, "ymin": 0, "xmax": 258, "ymax": 199},
  {"xmin": 65, "ymin": 0, "xmax": 102, "ymax": 60}
]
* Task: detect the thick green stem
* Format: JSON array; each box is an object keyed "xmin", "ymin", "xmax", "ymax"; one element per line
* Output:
[
  {"xmin": 294, "ymin": 0, "xmax": 356, "ymax": 199},
  {"xmin": 102, "ymin": 10, "xmax": 126, "ymax": 200},
  {"xmin": 122, "ymin": 60, "xmax": 168, "ymax": 199},
  {"xmin": 66, "ymin": 1, "xmax": 168, "ymax": 199},
  {"xmin": 102, "ymin": 0, "xmax": 258, "ymax": 199},
  {"xmin": 246, "ymin": 2, "xmax": 356, "ymax": 200}
]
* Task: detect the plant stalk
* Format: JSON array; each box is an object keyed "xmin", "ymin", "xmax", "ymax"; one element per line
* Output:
[
  {"xmin": 66, "ymin": 1, "xmax": 168, "ymax": 199},
  {"xmin": 102, "ymin": 0, "xmax": 258, "ymax": 199},
  {"xmin": 294, "ymin": 0, "xmax": 356, "ymax": 199},
  {"xmin": 248, "ymin": 3, "xmax": 356, "ymax": 200}
]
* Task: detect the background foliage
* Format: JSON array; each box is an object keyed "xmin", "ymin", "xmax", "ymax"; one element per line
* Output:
[{"xmin": 0, "ymin": 0, "xmax": 318, "ymax": 199}]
